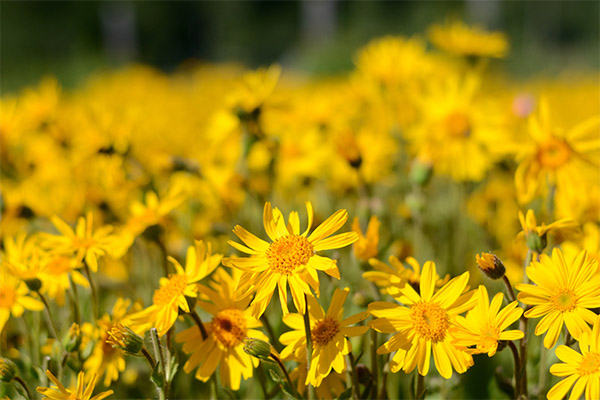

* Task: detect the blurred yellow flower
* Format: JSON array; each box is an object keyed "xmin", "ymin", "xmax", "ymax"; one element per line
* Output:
[
  {"xmin": 428, "ymin": 20, "xmax": 509, "ymax": 58},
  {"xmin": 37, "ymin": 370, "xmax": 113, "ymax": 400},
  {"xmin": 352, "ymin": 216, "xmax": 380, "ymax": 261},
  {"xmin": 0, "ymin": 267, "xmax": 44, "ymax": 333}
]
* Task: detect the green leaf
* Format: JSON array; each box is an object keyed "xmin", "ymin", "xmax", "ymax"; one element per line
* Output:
[
  {"xmin": 336, "ymin": 387, "xmax": 353, "ymax": 400},
  {"xmin": 150, "ymin": 361, "xmax": 165, "ymax": 388}
]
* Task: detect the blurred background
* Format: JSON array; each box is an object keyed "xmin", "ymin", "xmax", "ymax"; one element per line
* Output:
[{"xmin": 2, "ymin": 0, "xmax": 599, "ymax": 94}]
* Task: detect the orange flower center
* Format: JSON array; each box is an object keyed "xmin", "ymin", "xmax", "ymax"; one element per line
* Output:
[
  {"xmin": 72, "ymin": 237, "xmax": 95, "ymax": 250},
  {"xmin": 550, "ymin": 288, "xmax": 577, "ymax": 312},
  {"xmin": 537, "ymin": 138, "xmax": 571, "ymax": 169},
  {"xmin": 152, "ymin": 274, "xmax": 188, "ymax": 306},
  {"xmin": 0, "ymin": 286, "xmax": 16, "ymax": 308},
  {"xmin": 212, "ymin": 309, "xmax": 247, "ymax": 348},
  {"xmin": 410, "ymin": 301, "xmax": 449, "ymax": 343},
  {"xmin": 311, "ymin": 317, "xmax": 341, "ymax": 346},
  {"xmin": 444, "ymin": 111, "xmax": 471, "ymax": 138},
  {"xmin": 578, "ymin": 352, "xmax": 600, "ymax": 376},
  {"xmin": 267, "ymin": 235, "xmax": 314, "ymax": 275},
  {"xmin": 478, "ymin": 325, "xmax": 500, "ymax": 348}
]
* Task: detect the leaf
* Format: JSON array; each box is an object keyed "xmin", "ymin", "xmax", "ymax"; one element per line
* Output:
[
  {"xmin": 150, "ymin": 361, "xmax": 165, "ymax": 388},
  {"xmin": 336, "ymin": 387, "xmax": 353, "ymax": 400}
]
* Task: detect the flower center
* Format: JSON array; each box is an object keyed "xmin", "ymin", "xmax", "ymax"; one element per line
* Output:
[
  {"xmin": 478, "ymin": 325, "xmax": 500, "ymax": 349},
  {"xmin": 152, "ymin": 274, "xmax": 188, "ymax": 306},
  {"xmin": 550, "ymin": 288, "xmax": 577, "ymax": 312},
  {"xmin": 410, "ymin": 301, "xmax": 450, "ymax": 343},
  {"xmin": 578, "ymin": 352, "xmax": 600, "ymax": 376},
  {"xmin": 211, "ymin": 309, "xmax": 247, "ymax": 348},
  {"xmin": 443, "ymin": 111, "xmax": 471, "ymax": 138},
  {"xmin": 267, "ymin": 235, "xmax": 314, "ymax": 275},
  {"xmin": 72, "ymin": 237, "xmax": 95, "ymax": 250},
  {"xmin": 311, "ymin": 318, "xmax": 341, "ymax": 346},
  {"xmin": 537, "ymin": 138, "xmax": 570, "ymax": 169},
  {"xmin": 0, "ymin": 287, "xmax": 16, "ymax": 308}
]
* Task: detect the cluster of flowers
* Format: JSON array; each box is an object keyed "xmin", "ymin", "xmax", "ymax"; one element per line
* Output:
[{"xmin": 1, "ymin": 20, "xmax": 599, "ymax": 400}]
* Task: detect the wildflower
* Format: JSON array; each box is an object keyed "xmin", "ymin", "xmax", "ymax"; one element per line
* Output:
[
  {"xmin": 451, "ymin": 286, "xmax": 524, "ymax": 356},
  {"xmin": 517, "ymin": 209, "xmax": 578, "ymax": 252},
  {"xmin": 476, "ymin": 252, "xmax": 506, "ymax": 280},
  {"xmin": 224, "ymin": 202, "xmax": 358, "ymax": 317},
  {"xmin": 124, "ymin": 188, "xmax": 186, "ymax": 237},
  {"xmin": 243, "ymin": 337, "xmax": 273, "ymax": 361},
  {"xmin": 0, "ymin": 358, "xmax": 17, "ymax": 382},
  {"xmin": 42, "ymin": 212, "xmax": 123, "ymax": 272},
  {"xmin": 516, "ymin": 248, "xmax": 600, "ymax": 349},
  {"xmin": 279, "ymin": 288, "xmax": 369, "ymax": 387},
  {"xmin": 352, "ymin": 216, "xmax": 380, "ymax": 261},
  {"xmin": 428, "ymin": 20, "xmax": 508, "ymax": 58},
  {"xmin": 176, "ymin": 268, "xmax": 268, "ymax": 390},
  {"xmin": 547, "ymin": 314, "xmax": 600, "ymax": 400},
  {"xmin": 369, "ymin": 261, "xmax": 476, "ymax": 378},
  {"xmin": 128, "ymin": 240, "xmax": 222, "ymax": 336},
  {"xmin": 106, "ymin": 324, "xmax": 144, "ymax": 356},
  {"xmin": 36, "ymin": 370, "xmax": 113, "ymax": 400},
  {"xmin": 0, "ymin": 267, "xmax": 44, "ymax": 333},
  {"xmin": 63, "ymin": 323, "xmax": 82, "ymax": 352}
]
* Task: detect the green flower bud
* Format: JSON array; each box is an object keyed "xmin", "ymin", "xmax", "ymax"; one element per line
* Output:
[
  {"xmin": 25, "ymin": 278, "xmax": 42, "ymax": 292},
  {"xmin": 106, "ymin": 324, "xmax": 144, "ymax": 356},
  {"xmin": 243, "ymin": 338, "xmax": 273, "ymax": 361},
  {"xmin": 525, "ymin": 232, "xmax": 547, "ymax": 253},
  {"xmin": 63, "ymin": 323, "xmax": 82, "ymax": 352},
  {"xmin": 0, "ymin": 358, "xmax": 17, "ymax": 382}
]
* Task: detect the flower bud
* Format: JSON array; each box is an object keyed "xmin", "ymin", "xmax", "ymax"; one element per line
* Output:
[
  {"xmin": 356, "ymin": 364, "xmax": 373, "ymax": 385},
  {"xmin": 525, "ymin": 232, "xmax": 547, "ymax": 253},
  {"xmin": 409, "ymin": 159, "xmax": 432, "ymax": 187},
  {"xmin": 243, "ymin": 338, "xmax": 272, "ymax": 361},
  {"xmin": 25, "ymin": 278, "xmax": 42, "ymax": 292},
  {"xmin": 63, "ymin": 323, "xmax": 82, "ymax": 352},
  {"xmin": 0, "ymin": 358, "xmax": 16, "ymax": 382},
  {"xmin": 106, "ymin": 324, "xmax": 144, "ymax": 356},
  {"xmin": 476, "ymin": 252, "xmax": 506, "ymax": 280}
]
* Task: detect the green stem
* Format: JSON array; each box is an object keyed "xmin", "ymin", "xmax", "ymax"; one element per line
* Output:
[
  {"xmin": 348, "ymin": 349, "xmax": 361, "ymax": 400},
  {"xmin": 270, "ymin": 352, "xmax": 299, "ymax": 399},
  {"xmin": 210, "ymin": 373, "xmax": 219, "ymax": 400},
  {"xmin": 68, "ymin": 273, "xmax": 81, "ymax": 324},
  {"xmin": 149, "ymin": 328, "xmax": 166, "ymax": 400},
  {"xmin": 303, "ymin": 294, "xmax": 315, "ymax": 400},
  {"xmin": 83, "ymin": 262, "xmax": 99, "ymax": 321},
  {"xmin": 14, "ymin": 376, "xmax": 33, "ymax": 400},
  {"xmin": 538, "ymin": 341, "xmax": 547, "ymax": 400},
  {"xmin": 35, "ymin": 291, "xmax": 59, "ymax": 339},
  {"xmin": 508, "ymin": 340, "xmax": 521, "ymax": 399},
  {"xmin": 415, "ymin": 372, "xmax": 426, "ymax": 400},
  {"xmin": 370, "ymin": 328, "xmax": 379, "ymax": 399},
  {"xmin": 141, "ymin": 347, "xmax": 156, "ymax": 369},
  {"xmin": 188, "ymin": 309, "xmax": 208, "ymax": 340}
]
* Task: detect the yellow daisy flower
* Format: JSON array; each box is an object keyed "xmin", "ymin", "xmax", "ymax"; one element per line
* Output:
[
  {"xmin": 124, "ymin": 188, "xmax": 186, "ymax": 237},
  {"xmin": 42, "ymin": 212, "xmax": 123, "ymax": 272},
  {"xmin": 547, "ymin": 314, "xmax": 600, "ymax": 400},
  {"xmin": 364, "ymin": 256, "xmax": 449, "ymax": 297},
  {"xmin": 451, "ymin": 285, "xmax": 524, "ymax": 356},
  {"xmin": 279, "ymin": 288, "xmax": 369, "ymax": 387},
  {"xmin": 428, "ymin": 20, "xmax": 509, "ymax": 58},
  {"xmin": 175, "ymin": 268, "xmax": 268, "ymax": 390},
  {"xmin": 517, "ymin": 209, "xmax": 578, "ymax": 248},
  {"xmin": 516, "ymin": 248, "xmax": 600, "ymax": 349},
  {"xmin": 224, "ymin": 202, "xmax": 358, "ymax": 317},
  {"xmin": 36, "ymin": 370, "xmax": 113, "ymax": 400},
  {"xmin": 0, "ymin": 267, "xmax": 44, "ymax": 333},
  {"xmin": 369, "ymin": 261, "xmax": 476, "ymax": 379},
  {"xmin": 352, "ymin": 216, "xmax": 380, "ymax": 261},
  {"xmin": 128, "ymin": 240, "xmax": 222, "ymax": 336}
]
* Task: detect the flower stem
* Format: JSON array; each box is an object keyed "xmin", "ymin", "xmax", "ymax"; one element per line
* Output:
[
  {"xmin": 188, "ymin": 309, "xmax": 208, "ymax": 340},
  {"xmin": 370, "ymin": 328, "xmax": 379, "ymax": 399},
  {"xmin": 67, "ymin": 273, "xmax": 81, "ymax": 324},
  {"xmin": 141, "ymin": 347, "xmax": 156, "ymax": 369},
  {"xmin": 502, "ymin": 275, "xmax": 517, "ymax": 303},
  {"xmin": 150, "ymin": 328, "xmax": 167, "ymax": 400},
  {"xmin": 508, "ymin": 340, "xmax": 521, "ymax": 399},
  {"xmin": 35, "ymin": 290, "xmax": 59, "ymax": 339},
  {"xmin": 348, "ymin": 349, "xmax": 361, "ymax": 400},
  {"xmin": 83, "ymin": 261, "xmax": 99, "ymax": 321},
  {"xmin": 415, "ymin": 372, "xmax": 426, "ymax": 400},
  {"xmin": 302, "ymin": 294, "xmax": 315, "ymax": 400},
  {"xmin": 538, "ymin": 342, "xmax": 547, "ymax": 400},
  {"xmin": 270, "ymin": 352, "xmax": 299, "ymax": 399},
  {"xmin": 14, "ymin": 376, "xmax": 33, "ymax": 400}
]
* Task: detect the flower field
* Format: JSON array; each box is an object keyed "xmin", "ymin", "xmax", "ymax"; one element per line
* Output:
[{"xmin": 1, "ymin": 19, "xmax": 599, "ymax": 400}]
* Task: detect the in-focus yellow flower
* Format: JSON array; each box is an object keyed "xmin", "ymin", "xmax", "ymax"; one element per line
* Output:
[
  {"xmin": 0, "ymin": 267, "xmax": 44, "ymax": 332},
  {"xmin": 369, "ymin": 261, "xmax": 475, "ymax": 378},
  {"xmin": 176, "ymin": 268, "xmax": 268, "ymax": 390},
  {"xmin": 288, "ymin": 348, "xmax": 347, "ymax": 399},
  {"xmin": 352, "ymin": 216, "xmax": 380, "ymax": 261},
  {"xmin": 514, "ymin": 98, "xmax": 600, "ymax": 204},
  {"xmin": 364, "ymin": 256, "xmax": 449, "ymax": 297},
  {"xmin": 451, "ymin": 285, "xmax": 523, "ymax": 356},
  {"xmin": 547, "ymin": 314, "xmax": 600, "ymax": 400},
  {"xmin": 280, "ymin": 288, "xmax": 369, "ymax": 387},
  {"xmin": 518, "ymin": 209, "xmax": 578, "ymax": 243},
  {"xmin": 36, "ymin": 370, "xmax": 113, "ymax": 400},
  {"xmin": 129, "ymin": 240, "xmax": 222, "ymax": 336},
  {"xmin": 428, "ymin": 20, "xmax": 509, "ymax": 58},
  {"xmin": 224, "ymin": 202, "xmax": 358, "ymax": 317},
  {"xmin": 42, "ymin": 212, "xmax": 122, "ymax": 272},
  {"xmin": 516, "ymin": 248, "xmax": 600, "ymax": 349}
]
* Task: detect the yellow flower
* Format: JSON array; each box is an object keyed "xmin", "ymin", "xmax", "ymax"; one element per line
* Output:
[
  {"xmin": 124, "ymin": 188, "xmax": 186, "ymax": 237},
  {"xmin": 369, "ymin": 261, "xmax": 475, "ymax": 379},
  {"xmin": 280, "ymin": 288, "xmax": 369, "ymax": 387},
  {"xmin": 36, "ymin": 370, "xmax": 113, "ymax": 400},
  {"xmin": 128, "ymin": 240, "xmax": 222, "ymax": 336},
  {"xmin": 42, "ymin": 212, "xmax": 123, "ymax": 272},
  {"xmin": 287, "ymin": 349, "xmax": 348, "ymax": 399},
  {"xmin": 516, "ymin": 248, "xmax": 600, "ymax": 349},
  {"xmin": 364, "ymin": 256, "xmax": 449, "ymax": 297},
  {"xmin": 475, "ymin": 252, "xmax": 506, "ymax": 280},
  {"xmin": 428, "ymin": 20, "xmax": 508, "ymax": 58},
  {"xmin": 352, "ymin": 216, "xmax": 380, "ymax": 261},
  {"xmin": 451, "ymin": 285, "xmax": 524, "ymax": 356},
  {"xmin": 175, "ymin": 268, "xmax": 268, "ymax": 390},
  {"xmin": 0, "ymin": 267, "xmax": 44, "ymax": 332},
  {"xmin": 547, "ymin": 314, "xmax": 600, "ymax": 400},
  {"xmin": 518, "ymin": 209, "xmax": 578, "ymax": 240},
  {"xmin": 514, "ymin": 98, "xmax": 600, "ymax": 204},
  {"xmin": 224, "ymin": 202, "xmax": 358, "ymax": 317}
]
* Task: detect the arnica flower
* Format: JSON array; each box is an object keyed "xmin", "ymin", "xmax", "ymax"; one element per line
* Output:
[
  {"xmin": 364, "ymin": 256, "xmax": 449, "ymax": 297},
  {"xmin": 475, "ymin": 252, "xmax": 506, "ymax": 280},
  {"xmin": 451, "ymin": 285, "xmax": 524, "ymax": 357},
  {"xmin": 176, "ymin": 268, "xmax": 268, "ymax": 391},
  {"xmin": 287, "ymin": 348, "xmax": 347, "ymax": 399},
  {"xmin": 42, "ymin": 212, "xmax": 124, "ymax": 272},
  {"xmin": 106, "ymin": 324, "xmax": 144, "ymax": 356},
  {"xmin": 369, "ymin": 261, "xmax": 476, "ymax": 379},
  {"xmin": 352, "ymin": 216, "xmax": 380, "ymax": 261},
  {"xmin": 279, "ymin": 288, "xmax": 369, "ymax": 387},
  {"xmin": 548, "ymin": 314, "xmax": 600, "ymax": 400},
  {"xmin": 517, "ymin": 209, "xmax": 578, "ymax": 253},
  {"xmin": 514, "ymin": 98, "xmax": 600, "ymax": 204},
  {"xmin": 516, "ymin": 248, "xmax": 600, "ymax": 349},
  {"xmin": 124, "ymin": 188, "xmax": 186, "ymax": 237},
  {"xmin": 36, "ymin": 370, "xmax": 113, "ymax": 400},
  {"xmin": 428, "ymin": 20, "xmax": 509, "ymax": 59},
  {"xmin": 129, "ymin": 240, "xmax": 222, "ymax": 336},
  {"xmin": 0, "ymin": 267, "xmax": 44, "ymax": 333},
  {"xmin": 224, "ymin": 202, "xmax": 358, "ymax": 317}
]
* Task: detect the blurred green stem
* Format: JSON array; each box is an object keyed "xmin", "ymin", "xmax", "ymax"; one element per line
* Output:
[
  {"xmin": 83, "ymin": 261, "xmax": 98, "ymax": 321},
  {"xmin": 303, "ymin": 294, "xmax": 315, "ymax": 400},
  {"xmin": 348, "ymin": 349, "xmax": 360, "ymax": 400},
  {"xmin": 14, "ymin": 376, "xmax": 33, "ymax": 400}
]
